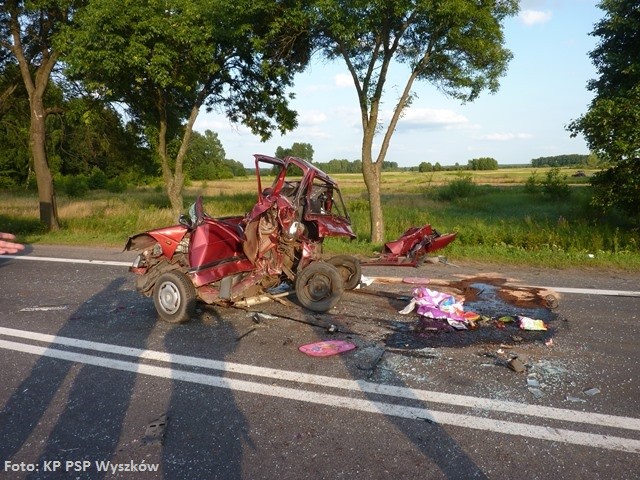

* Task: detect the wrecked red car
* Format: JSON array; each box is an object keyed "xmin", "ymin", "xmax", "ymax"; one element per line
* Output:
[{"xmin": 125, "ymin": 154, "xmax": 456, "ymax": 323}]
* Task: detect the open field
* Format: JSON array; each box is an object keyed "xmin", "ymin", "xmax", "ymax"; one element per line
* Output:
[{"xmin": 1, "ymin": 167, "xmax": 638, "ymax": 270}]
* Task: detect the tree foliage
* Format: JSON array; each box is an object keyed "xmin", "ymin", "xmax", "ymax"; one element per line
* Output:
[
  {"xmin": 568, "ymin": 0, "xmax": 640, "ymax": 161},
  {"xmin": 0, "ymin": 0, "xmax": 83, "ymax": 229},
  {"xmin": 60, "ymin": 0, "xmax": 312, "ymax": 213},
  {"xmin": 0, "ymin": 64, "xmax": 30, "ymax": 188},
  {"xmin": 51, "ymin": 97, "xmax": 153, "ymax": 178},
  {"xmin": 312, "ymin": 0, "xmax": 518, "ymax": 242},
  {"xmin": 567, "ymin": 0, "xmax": 640, "ymax": 218},
  {"xmin": 0, "ymin": 78, "xmax": 153, "ymax": 187},
  {"xmin": 187, "ymin": 130, "xmax": 233, "ymax": 180},
  {"xmin": 275, "ymin": 142, "xmax": 315, "ymax": 161},
  {"xmin": 590, "ymin": 158, "xmax": 640, "ymax": 222},
  {"xmin": 314, "ymin": 158, "xmax": 362, "ymax": 173}
]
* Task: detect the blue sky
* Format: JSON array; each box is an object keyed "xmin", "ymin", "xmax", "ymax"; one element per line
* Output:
[{"xmin": 194, "ymin": 0, "xmax": 602, "ymax": 168}]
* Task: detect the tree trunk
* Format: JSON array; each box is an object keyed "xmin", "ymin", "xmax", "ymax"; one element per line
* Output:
[
  {"xmin": 30, "ymin": 96, "xmax": 59, "ymax": 230},
  {"xmin": 361, "ymin": 126, "xmax": 384, "ymax": 243},
  {"xmin": 9, "ymin": 7, "xmax": 60, "ymax": 230},
  {"xmin": 156, "ymin": 116, "xmax": 184, "ymax": 216},
  {"xmin": 166, "ymin": 178, "xmax": 184, "ymax": 217},
  {"xmin": 157, "ymin": 94, "xmax": 203, "ymax": 217},
  {"xmin": 362, "ymin": 159, "xmax": 384, "ymax": 244}
]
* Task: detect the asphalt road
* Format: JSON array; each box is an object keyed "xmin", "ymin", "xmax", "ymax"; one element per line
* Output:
[{"xmin": 0, "ymin": 245, "xmax": 639, "ymax": 479}]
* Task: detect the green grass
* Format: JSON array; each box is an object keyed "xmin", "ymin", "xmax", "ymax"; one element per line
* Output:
[{"xmin": 1, "ymin": 168, "xmax": 638, "ymax": 270}]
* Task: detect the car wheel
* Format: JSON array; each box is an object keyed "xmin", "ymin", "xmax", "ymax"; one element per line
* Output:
[
  {"xmin": 295, "ymin": 262, "xmax": 344, "ymax": 312},
  {"xmin": 327, "ymin": 255, "xmax": 362, "ymax": 290},
  {"xmin": 153, "ymin": 271, "xmax": 196, "ymax": 323}
]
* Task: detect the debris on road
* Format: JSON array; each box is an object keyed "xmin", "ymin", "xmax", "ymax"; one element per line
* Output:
[
  {"xmin": 143, "ymin": 414, "xmax": 168, "ymax": 445},
  {"xmin": 528, "ymin": 387, "xmax": 545, "ymax": 399},
  {"xmin": 236, "ymin": 327, "xmax": 257, "ymax": 341},
  {"xmin": 385, "ymin": 346, "xmax": 441, "ymax": 358},
  {"xmin": 356, "ymin": 275, "xmax": 374, "ymax": 289},
  {"xmin": 507, "ymin": 356, "xmax": 527, "ymax": 373},
  {"xmin": 354, "ymin": 345, "xmax": 386, "ymax": 377},
  {"xmin": 583, "ymin": 387, "xmax": 601, "ymax": 396},
  {"xmin": 299, "ymin": 340, "xmax": 356, "ymax": 357},
  {"xmin": 252, "ymin": 312, "xmax": 278, "ymax": 323},
  {"xmin": 566, "ymin": 395, "xmax": 587, "ymax": 403},
  {"xmin": 527, "ymin": 377, "xmax": 541, "ymax": 388},
  {"xmin": 519, "ymin": 316, "xmax": 548, "ymax": 331},
  {"xmin": 399, "ymin": 287, "xmax": 476, "ymax": 330}
]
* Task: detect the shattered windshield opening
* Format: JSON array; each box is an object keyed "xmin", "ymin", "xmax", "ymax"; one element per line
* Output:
[{"xmin": 307, "ymin": 178, "xmax": 349, "ymax": 220}]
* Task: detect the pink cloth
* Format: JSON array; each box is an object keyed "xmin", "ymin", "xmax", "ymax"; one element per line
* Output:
[{"xmin": 400, "ymin": 287, "xmax": 469, "ymax": 330}]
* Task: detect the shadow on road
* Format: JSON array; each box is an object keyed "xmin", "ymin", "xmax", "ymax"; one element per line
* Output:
[{"xmin": 0, "ymin": 275, "xmax": 250, "ymax": 479}]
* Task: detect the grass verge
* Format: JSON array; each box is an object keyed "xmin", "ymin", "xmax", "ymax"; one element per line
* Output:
[{"xmin": 1, "ymin": 170, "xmax": 638, "ymax": 271}]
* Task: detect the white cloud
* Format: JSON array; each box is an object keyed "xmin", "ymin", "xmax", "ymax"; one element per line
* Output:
[
  {"xmin": 520, "ymin": 9, "xmax": 552, "ymax": 26},
  {"xmin": 298, "ymin": 111, "xmax": 328, "ymax": 126},
  {"xmin": 477, "ymin": 132, "xmax": 533, "ymax": 141},
  {"xmin": 334, "ymin": 73, "xmax": 353, "ymax": 88},
  {"xmin": 397, "ymin": 108, "xmax": 469, "ymax": 129},
  {"xmin": 194, "ymin": 114, "xmax": 252, "ymax": 135},
  {"xmin": 295, "ymin": 127, "xmax": 332, "ymax": 140}
]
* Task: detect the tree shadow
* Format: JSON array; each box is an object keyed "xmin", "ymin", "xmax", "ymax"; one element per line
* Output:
[
  {"xmin": 0, "ymin": 243, "xmax": 34, "ymax": 271},
  {"xmin": 0, "ymin": 275, "xmax": 252, "ymax": 478},
  {"xmin": 0, "ymin": 214, "xmax": 47, "ymax": 237},
  {"xmin": 0, "ymin": 278, "xmax": 152, "ymax": 477},
  {"xmin": 263, "ymin": 296, "xmax": 490, "ymax": 479},
  {"xmin": 159, "ymin": 306, "xmax": 252, "ymax": 479}
]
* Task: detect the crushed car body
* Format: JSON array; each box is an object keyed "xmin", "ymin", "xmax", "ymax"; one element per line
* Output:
[{"xmin": 125, "ymin": 154, "xmax": 456, "ymax": 323}]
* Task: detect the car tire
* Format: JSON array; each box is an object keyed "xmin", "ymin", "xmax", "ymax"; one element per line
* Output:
[
  {"xmin": 327, "ymin": 255, "xmax": 362, "ymax": 290},
  {"xmin": 295, "ymin": 262, "xmax": 344, "ymax": 312},
  {"xmin": 153, "ymin": 271, "xmax": 196, "ymax": 323}
]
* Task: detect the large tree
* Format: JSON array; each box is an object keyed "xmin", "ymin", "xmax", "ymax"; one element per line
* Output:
[
  {"xmin": 567, "ymin": 0, "xmax": 640, "ymax": 219},
  {"xmin": 312, "ymin": 0, "xmax": 518, "ymax": 242},
  {"xmin": 1, "ymin": 0, "xmax": 80, "ymax": 229},
  {"xmin": 60, "ymin": 0, "xmax": 311, "ymax": 214}
]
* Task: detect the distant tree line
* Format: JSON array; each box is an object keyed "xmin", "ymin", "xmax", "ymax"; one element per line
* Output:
[
  {"xmin": 531, "ymin": 154, "xmax": 593, "ymax": 168},
  {"xmin": 417, "ymin": 161, "xmax": 444, "ymax": 172}
]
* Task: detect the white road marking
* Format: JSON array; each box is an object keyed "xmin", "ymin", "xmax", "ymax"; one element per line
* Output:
[
  {"xmin": 3, "ymin": 254, "xmax": 640, "ymax": 297},
  {"xmin": 19, "ymin": 306, "xmax": 69, "ymax": 312},
  {"xmin": 0, "ymin": 327, "xmax": 639, "ymax": 453},
  {"xmin": 0, "ymin": 326, "xmax": 636, "ymax": 431},
  {"xmin": 540, "ymin": 286, "xmax": 640, "ymax": 297},
  {"xmin": 1, "ymin": 254, "xmax": 131, "ymax": 267}
]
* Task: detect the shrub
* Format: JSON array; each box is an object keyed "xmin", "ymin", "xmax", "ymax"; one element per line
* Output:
[
  {"xmin": 0, "ymin": 176, "xmax": 17, "ymax": 189},
  {"xmin": 60, "ymin": 174, "xmax": 89, "ymax": 197},
  {"xmin": 525, "ymin": 171, "xmax": 539, "ymax": 194},
  {"xmin": 542, "ymin": 167, "xmax": 571, "ymax": 200},
  {"xmin": 106, "ymin": 177, "xmax": 127, "ymax": 193},
  {"xmin": 88, "ymin": 167, "xmax": 108, "ymax": 190},
  {"xmin": 191, "ymin": 161, "xmax": 233, "ymax": 181},
  {"xmin": 436, "ymin": 174, "xmax": 478, "ymax": 200}
]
